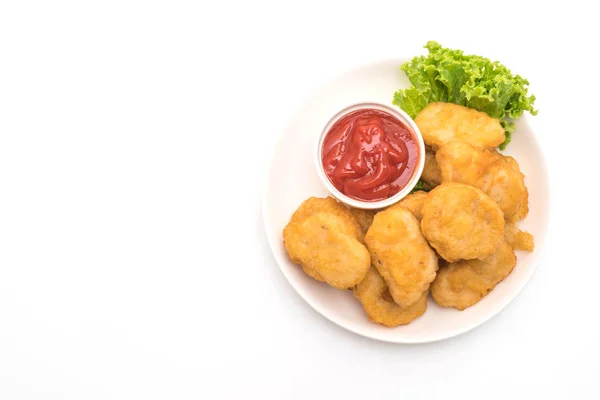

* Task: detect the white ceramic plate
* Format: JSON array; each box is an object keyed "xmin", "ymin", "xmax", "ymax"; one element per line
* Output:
[{"xmin": 262, "ymin": 58, "xmax": 549, "ymax": 343}]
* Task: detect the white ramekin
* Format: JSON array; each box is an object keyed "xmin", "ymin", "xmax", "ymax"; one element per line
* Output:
[{"xmin": 315, "ymin": 102, "xmax": 425, "ymax": 210}]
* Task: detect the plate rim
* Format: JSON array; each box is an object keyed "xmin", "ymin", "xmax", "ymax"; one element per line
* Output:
[{"xmin": 261, "ymin": 57, "xmax": 551, "ymax": 344}]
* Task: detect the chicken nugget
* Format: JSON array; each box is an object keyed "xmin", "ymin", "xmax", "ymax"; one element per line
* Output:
[
  {"xmin": 436, "ymin": 142, "xmax": 529, "ymax": 221},
  {"xmin": 483, "ymin": 157, "xmax": 529, "ymax": 222},
  {"xmin": 349, "ymin": 208, "xmax": 376, "ymax": 237},
  {"xmin": 284, "ymin": 213, "xmax": 370, "ymax": 289},
  {"xmin": 421, "ymin": 183, "xmax": 504, "ymax": 262},
  {"xmin": 364, "ymin": 206, "xmax": 438, "ymax": 307},
  {"xmin": 421, "ymin": 149, "xmax": 442, "ymax": 189},
  {"xmin": 388, "ymin": 190, "xmax": 428, "ymax": 221},
  {"xmin": 431, "ymin": 242, "xmax": 517, "ymax": 310},
  {"xmin": 415, "ymin": 102, "xmax": 505, "ymax": 150},
  {"xmin": 354, "ymin": 266, "xmax": 428, "ymax": 327},
  {"xmin": 504, "ymin": 221, "xmax": 535, "ymax": 252}
]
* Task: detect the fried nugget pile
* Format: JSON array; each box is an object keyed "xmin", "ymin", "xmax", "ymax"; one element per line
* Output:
[{"xmin": 283, "ymin": 102, "xmax": 535, "ymax": 328}]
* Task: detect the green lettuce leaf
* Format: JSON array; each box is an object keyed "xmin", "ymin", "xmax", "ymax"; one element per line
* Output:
[
  {"xmin": 409, "ymin": 179, "xmax": 428, "ymax": 194},
  {"xmin": 392, "ymin": 41, "xmax": 537, "ymax": 147},
  {"xmin": 392, "ymin": 88, "xmax": 429, "ymax": 119}
]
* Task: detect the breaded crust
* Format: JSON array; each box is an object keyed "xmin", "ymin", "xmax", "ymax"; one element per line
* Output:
[
  {"xmin": 291, "ymin": 196, "xmax": 362, "ymax": 239},
  {"xmin": 389, "ymin": 190, "xmax": 428, "ymax": 221},
  {"xmin": 354, "ymin": 266, "xmax": 428, "ymax": 327},
  {"xmin": 421, "ymin": 149, "xmax": 442, "ymax": 189},
  {"xmin": 349, "ymin": 208, "xmax": 376, "ymax": 237},
  {"xmin": 431, "ymin": 242, "xmax": 517, "ymax": 310},
  {"xmin": 365, "ymin": 206, "xmax": 438, "ymax": 307},
  {"xmin": 415, "ymin": 102, "xmax": 505, "ymax": 150},
  {"xmin": 436, "ymin": 142, "xmax": 529, "ymax": 221},
  {"xmin": 504, "ymin": 221, "xmax": 535, "ymax": 252},
  {"xmin": 421, "ymin": 183, "xmax": 504, "ymax": 262},
  {"xmin": 284, "ymin": 212, "xmax": 370, "ymax": 289}
]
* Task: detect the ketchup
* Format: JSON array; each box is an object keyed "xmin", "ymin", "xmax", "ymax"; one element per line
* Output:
[{"xmin": 321, "ymin": 108, "xmax": 419, "ymax": 202}]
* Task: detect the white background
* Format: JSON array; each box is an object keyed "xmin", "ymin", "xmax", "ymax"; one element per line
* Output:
[{"xmin": 0, "ymin": 0, "xmax": 598, "ymax": 398}]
